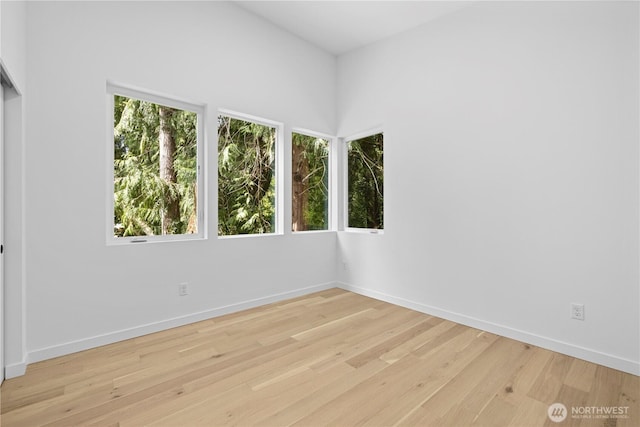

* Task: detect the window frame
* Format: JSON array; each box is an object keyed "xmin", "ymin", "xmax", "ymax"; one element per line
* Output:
[
  {"xmin": 342, "ymin": 128, "xmax": 385, "ymax": 234},
  {"xmin": 217, "ymin": 109, "xmax": 284, "ymax": 239},
  {"xmin": 290, "ymin": 128, "xmax": 336, "ymax": 234},
  {"xmin": 106, "ymin": 81, "xmax": 207, "ymax": 245}
]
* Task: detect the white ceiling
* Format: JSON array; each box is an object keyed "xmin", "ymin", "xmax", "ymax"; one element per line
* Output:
[{"xmin": 235, "ymin": 1, "xmax": 474, "ymax": 56}]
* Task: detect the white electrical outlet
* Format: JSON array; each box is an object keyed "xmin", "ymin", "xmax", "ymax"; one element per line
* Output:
[
  {"xmin": 571, "ymin": 303, "xmax": 584, "ymax": 321},
  {"xmin": 179, "ymin": 283, "xmax": 189, "ymax": 296}
]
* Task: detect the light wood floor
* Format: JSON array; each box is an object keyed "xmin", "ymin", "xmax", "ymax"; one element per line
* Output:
[{"xmin": 1, "ymin": 289, "xmax": 638, "ymax": 426}]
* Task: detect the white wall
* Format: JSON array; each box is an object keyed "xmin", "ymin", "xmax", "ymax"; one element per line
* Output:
[
  {"xmin": 337, "ymin": 1, "xmax": 639, "ymax": 374},
  {"xmin": 9, "ymin": 0, "xmax": 639, "ymax": 378},
  {"xmin": 1, "ymin": 0, "xmax": 28, "ymax": 376},
  {"xmin": 20, "ymin": 1, "xmax": 337, "ymax": 368},
  {"xmin": 1, "ymin": 0, "xmax": 27, "ymax": 91}
]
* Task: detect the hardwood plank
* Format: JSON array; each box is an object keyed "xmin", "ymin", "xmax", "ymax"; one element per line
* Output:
[
  {"xmin": 258, "ymin": 358, "xmax": 390, "ymax": 426},
  {"xmin": 362, "ymin": 330, "xmax": 500, "ymax": 427},
  {"xmin": 6, "ymin": 338, "xmax": 296, "ymax": 427},
  {"xmin": 528, "ymin": 351, "xmax": 574, "ymax": 403},
  {"xmin": 397, "ymin": 335, "xmax": 523, "ymax": 426},
  {"xmin": 508, "ymin": 396, "xmax": 551, "ymax": 427},
  {"xmin": 618, "ymin": 371, "xmax": 640, "ymax": 427},
  {"xmin": 293, "ymin": 327, "xmax": 492, "ymax": 426},
  {"xmin": 501, "ymin": 346, "xmax": 554, "ymax": 407},
  {"xmin": 411, "ymin": 323, "xmax": 470, "ymax": 357},
  {"xmin": 1, "ymin": 288, "xmax": 636, "ymax": 427},
  {"xmin": 550, "ymin": 384, "xmax": 589, "ymax": 427},
  {"xmin": 565, "ymin": 358, "xmax": 597, "ymax": 393},
  {"xmin": 431, "ymin": 338, "xmax": 535, "ymax": 426},
  {"xmin": 344, "ymin": 317, "xmax": 437, "ymax": 368},
  {"xmin": 379, "ymin": 316, "xmax": 445, "ymax": 364},
  {"xmin": 471, "ymin": 394, "xmax": 518, "ymax": 427}
]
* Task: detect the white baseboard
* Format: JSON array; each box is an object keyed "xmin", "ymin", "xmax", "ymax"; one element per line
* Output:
[
  {"xmin": 24, "ymin": 282, "xmax": 337, "ymax": 371},
  {"xmin": 338, "ymin": 282, "xmax": 640, "ymax": 376},
  {"xmin": 5, "ymin": 359, "xmax": 27, "ymax": 379},
  {"xmin": 14, "ymin": 281, "xmax": 639, "ymax": 378}
]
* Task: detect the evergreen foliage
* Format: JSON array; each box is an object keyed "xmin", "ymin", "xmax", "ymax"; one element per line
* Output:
[
  {"xmin": 113, "ymin": 95, "xmax": 198, "ymax": 237},
  {"xmin": 347, "ymin": 133, "xmax": 384, "ymax": 229},
  {"xmin": 113, "ymin": 99, "xmax": 382, "ymax": 238},
  {"xmin": 292, "ymin": 133, "xmax": 329, "ymax": 231},
  {"xmin": 217, "ymin": 115, "xmax": 276, "ymax": 235}
]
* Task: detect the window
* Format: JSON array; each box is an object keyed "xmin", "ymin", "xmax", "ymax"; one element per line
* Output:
[
  {"xmin": 108, "ymin": 82, "xmax": 205, "ymax": 243},
  {"xmin": 292, "ymin": 132, "xmax": 330, "ymax": 232},
  {"xmin": 218, "ymin": 112, "xmax": 282, "ymax": 236},
  {"xmin": 346, "ymin": 132, "xmax": 384, "ymax": 230}
]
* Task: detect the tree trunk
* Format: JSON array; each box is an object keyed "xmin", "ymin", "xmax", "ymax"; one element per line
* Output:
[
  {"xmin": 186, "ymin": 182, "xmax": 198, "ymax": 234},
  {"xmin": 158, "ymin": 105, "xmax": 180, "ymax": 234},
  {"xmin": 292, "ymin": 140, "xmax": 309, "ymax": 231}
]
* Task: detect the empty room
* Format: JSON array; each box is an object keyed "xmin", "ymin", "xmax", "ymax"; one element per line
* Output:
[{"xmin": 0, "ymin": 0, "xmax": 638, "ymax": 425}]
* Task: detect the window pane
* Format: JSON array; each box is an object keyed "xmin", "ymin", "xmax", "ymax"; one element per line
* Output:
[
  {"xmin": 113, "ymin": 95, "xmax": 198, "ymax": 237},
  {"xmin": 347, "ymin": 133, "xmax": 384, "ymax": 229},
  {"xmin": 218, "ymin": 115, "xmax": 277, "ymax": 236},
  {"xmin": 292, "ymin": 133, "xmax": 329, "ymax": 231}
]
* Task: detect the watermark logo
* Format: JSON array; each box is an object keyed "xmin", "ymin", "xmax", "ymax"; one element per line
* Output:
[
  {"xmin": 548, "ymin": 403, "xmax": 568, "ymax": 423},
  {"xmin": 548, "ymin": 403, "xmax": 630, "ymax": 422}
]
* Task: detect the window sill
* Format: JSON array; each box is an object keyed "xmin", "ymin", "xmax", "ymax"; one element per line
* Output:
[
  {"xmin": 343, "ymin": 228, "xmax": 384, "ymax": 235},
  {"xmin": 291, "ymin": 230, "xmax": 336, "ymax": 235},
  {"xmin": 217, "ymin": 232, "xmax": 284, "ymax": 240},
  {"xmin": 108, "ymin": 234, "xmax": 206, "ymax": 246}
]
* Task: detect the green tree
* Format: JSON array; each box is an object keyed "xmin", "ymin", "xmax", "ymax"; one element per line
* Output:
[
  {"xmin": 347, "ymin": 133, "xmax": 383, "ymax": 229},
  {"xmin": 218, "ymin": 116, "xmax": 276, "ymax": 235},
  {"xmin": 292, "ymin": 133, "xmax": 329, "ymax": 231},
  {"xmin": 113, "ymin": 95, "xmax": 198, "ymax": 237}
]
